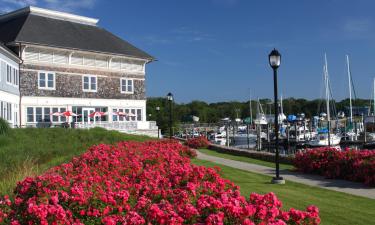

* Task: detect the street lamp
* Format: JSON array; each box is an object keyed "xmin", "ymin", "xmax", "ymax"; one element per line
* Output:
[
  {"xmin": 156, "ymin": 106, "xmax": 160, "ymax": 139},
  {"xmin": 269, "ymin": 48, "xmax": 285, "ymax": 184},
  {"xmin": 166, "ymin": 92, "xmax": 174, "ymax": 139}
]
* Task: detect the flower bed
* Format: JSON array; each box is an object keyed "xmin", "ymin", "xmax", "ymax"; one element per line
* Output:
[
  {"xmin": 186, "ymin": 136, "xmax": 210, "ymax": 149},
  {"xmin": 0, "ymin": 140, "xmax": 320, "ymax": 224},
  {"xmin": 294, "ymin": 147, "xmax": 375, "ymax": 186}
]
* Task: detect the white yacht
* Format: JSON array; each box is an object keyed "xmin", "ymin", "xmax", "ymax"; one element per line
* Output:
[
  {"xmin": 254, "ymin": 100, "xmax": 268, "ymax": 125},
  {"xmin": 290, "ymin": 125, "xmax": 316, "ymax": 142},
  {"xmin": 309, "ymin": 131, "xmax": 341, "ymax": 147},
  {"xmin": 308, "ymin": 54, "xmax": 341, "ymax": 147}
]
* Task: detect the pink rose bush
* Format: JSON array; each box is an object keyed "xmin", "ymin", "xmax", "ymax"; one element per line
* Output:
[
  {"xmin": 294, "ymin": 147, "xmax": 375, "ymax": 186},
  {"xmin": 0, "ymin": 140, "xmax": 320, "ymax": 224},
  {"xmin": 186, "ymin": 136, "xmax": 210, "ymax": 149}
]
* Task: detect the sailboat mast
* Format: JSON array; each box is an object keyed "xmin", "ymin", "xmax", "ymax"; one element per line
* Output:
[
  {"xmin": 249, "ymin": 90, "xmax": 253, "ymax": 125},
  {"xmin": 373, "ymin": 78, "xmax": 375, "ymax": 116},
  {"xmin": 325, "ymin": 54, "xmax": 330, "ymax": 122},
  {"xmin": 346, "ymin": 55, "xmax": 353, "ymax": 123},
  {"xmin": 324, "ymin": 53, "xmax": 331, "ymax": 146}
]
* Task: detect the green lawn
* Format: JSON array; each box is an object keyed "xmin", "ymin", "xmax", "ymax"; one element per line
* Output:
[
  {"xmin": 192, "ymin": 159, "xmax": 375, "ymax": 225},
  {"xmin": 0, "ymin": 127, "xmax": 152, "ymax": 195},
  {"xmin": 198, "ymin": 148, "xmax": 294, "ymax": 170}
]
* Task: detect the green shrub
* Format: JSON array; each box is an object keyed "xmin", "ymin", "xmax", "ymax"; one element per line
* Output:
[
  {"xmin": 0, "ymin": 128, "xmax": 153, "ymax": 195},
  {"xmin": 0, "ymin": 118, "xmax": 10, "ymax": 135}
]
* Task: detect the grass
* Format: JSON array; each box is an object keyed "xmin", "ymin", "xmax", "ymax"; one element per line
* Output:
[
  {"xmin": 1, "ymin": 129, "xmax": 373, "ymax": 224},
  {"xmin": 198, "ymin": 148, "xmax": 294, "ymax": 170},
  {"xmin": 0, "ymin": 127, "xmax": 152, "ymax": 195},
  {"xmin": 192, "ymin": 159, "xmax": 375, "ymax": 225}
]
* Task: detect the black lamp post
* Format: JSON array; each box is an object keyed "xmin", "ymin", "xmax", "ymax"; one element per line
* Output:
[
  {"xmin": 156, "ymin": 106, "xmax": 160, "ymax": 139},
  {"xmin": 269, "ymin": 48, "xmax": 285, "ymax": 184},
  {"xmin": 166, "ymin": 92, "xmax": 174, "ymax": 139}
]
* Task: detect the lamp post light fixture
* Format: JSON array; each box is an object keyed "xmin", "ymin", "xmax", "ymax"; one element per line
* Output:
[
  {"xmin": 156, "ymin": 106, "xmax": 160, "ymax": 139},
  {"xmin": 166, "ymin": 92, "xmax": 174, "ymax": 139},
  {"xmin": 269, "ymin": 48, "xmax": 285, "ymax": 184}
]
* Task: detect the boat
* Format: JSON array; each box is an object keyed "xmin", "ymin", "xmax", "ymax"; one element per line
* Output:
[
  {"xmin": 214, "ymin": 125, "xmax": 227, "ymax": 138},
  {"xmin": 309, "ymin": 129, "xmax": 341, "ymax": 147},
  {"xmin": 344, "ymin": 55, "xmax": 363, "ymax": 141},
  {"xmin": 254, "ymin": 99, "xmax": 268, "ymax": 125},
  {"xmin": 308, "ymin": 54, "xmax": 341, "ymax": 147},
  {"xmin": 290, "ymin": 125, "xmax": 316, "ymax": 142},
  {"xmin": 233, "ymin": 132, "xmax": 257, "ymax": 147}
]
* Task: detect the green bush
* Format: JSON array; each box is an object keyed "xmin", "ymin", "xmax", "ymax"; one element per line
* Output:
[
  {"xmin": 0, "ymin": 128, "xmax": 153, "ymax": 195},
  {"xmin": 0, "ymin": 118, "xmax": 10, "ymax": 135}
]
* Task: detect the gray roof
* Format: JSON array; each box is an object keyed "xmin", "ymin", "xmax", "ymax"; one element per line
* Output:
[
  {"xmin": 0, "ymin": 12, "xmax": 154, "ymax": 60},
  {"xmin": 0, "ymin": 43, "xmax": 20, "ymax": 62}
]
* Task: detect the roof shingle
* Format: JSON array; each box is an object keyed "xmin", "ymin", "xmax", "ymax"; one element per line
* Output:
[{"xmin": 0, "ymin": 12, "xmax": 153, "ymax": 60}]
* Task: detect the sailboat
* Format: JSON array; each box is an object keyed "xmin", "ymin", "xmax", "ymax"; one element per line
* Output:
[
  {"xmin": 254, "ymin": 99, "xmax": 268, "ymax": 125},
  {"xmin": 364, "ymin": 78, "xmax": 375, "ymax": 142},
  {"xmin": 309, "ymin": 54, "xmax": 341, "ymax": 147},
  {"xmin": 233, "ymin": 96, "xmax": 259, "ymax": 147},
  {"xmin": 343, "ymin": 55, "xmax": 361, "ymax": 141}
]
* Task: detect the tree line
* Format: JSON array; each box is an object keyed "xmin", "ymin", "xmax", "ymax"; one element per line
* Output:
[{"xmin": 146, "ymin": 97, "xmax": 373, "ymax": 133}]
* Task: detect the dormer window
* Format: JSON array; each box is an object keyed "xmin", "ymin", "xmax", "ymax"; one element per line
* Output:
[
  {"xmin": 38, "ymin": 71, "xmax": 55, "ymax": 90},
  {"xmin": 83, "ymin": 75, "xmax": 97, "ymax": 92}
]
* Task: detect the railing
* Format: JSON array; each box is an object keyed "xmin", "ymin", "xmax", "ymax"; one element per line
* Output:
[
  {"xmin": 149, "ymin": 121, "xmax": 157, "ymax": 129},
  {"xmin": 76, "ymin": 122, "xmax": 138, "ymax": 130},
  {"xmin": 24, "ymin": 121, "xmax": 158, "ymax": 131}
]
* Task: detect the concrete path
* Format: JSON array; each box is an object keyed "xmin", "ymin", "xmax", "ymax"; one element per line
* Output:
[{"xmin": 197, "ymin": 151, "xmax": 375, "ymax": 200}]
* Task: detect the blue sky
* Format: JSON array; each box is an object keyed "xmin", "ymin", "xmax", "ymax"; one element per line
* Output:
[{"xmin": 1, "ymin": 0, "xmax": 375, "ymax": 103}]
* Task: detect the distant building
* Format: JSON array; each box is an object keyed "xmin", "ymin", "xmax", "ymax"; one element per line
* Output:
[
  {"xmin": 0, "ymin": 44, "xmax": 21, "ymax": 127},
  {"xmin": 0, "ymin": 6, "xmax": 158, "ymax": 136},
  {"xmin": 344, "ymin": 106, "xmax": 370, "ymax": 117}
]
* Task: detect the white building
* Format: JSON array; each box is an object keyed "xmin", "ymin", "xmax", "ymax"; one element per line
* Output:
[
  {"xmin": 0, "ymin": 44, "xmax": 21, "ymax": 127},
  {"xmin": 0, "ymin": 6, "xmax": 158, "ymax": 136}
]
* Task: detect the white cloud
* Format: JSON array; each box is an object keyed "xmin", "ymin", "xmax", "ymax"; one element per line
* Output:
[
  {"xmin": 1, "ymin": 0, "xmax": 37, "ymax": 7},
  {"xmin": 341, "ymin": 18, "xmax": 374, "ymax": 40},
  {"xmin": 43, "ymin": 0, "xmax": 96, "ymax": 12},
  {"xmin": 171, "ymin": 26, "xmax": 215, "ymax": 42},
  {"xmin": 0, "ymin": 0, "xmax": 97, "ymax": 13},
  {"xmin": 142, "ymin": 35, "xmax": 172, "ymax": 45},
  {"xmin": 141, "ymin": 26, "xmax": 215, "ymax": 46},
  {"xmin": 343, "ymin": 18, "xmax": 371, "ymax": 33}
]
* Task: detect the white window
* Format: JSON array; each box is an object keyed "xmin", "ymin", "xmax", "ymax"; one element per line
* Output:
[
  {"xmin": 83, "ymin": 75, "xmax": 97, "ymax": 92},
  {"xmin": 0, "ymin": 61, "xmax": 5, "ymax": 82},
  {"xmin": 27, "ymin": 107, "xmax": 34, "ymax": 122},
  {"xmin": 27, "ymin": 106, "xmax": 66, "ymax": 123},
  {"xmin": 13, "ymin": 68, "xmax": 16, "ymax": 85},
  {"xmin": 15, "ymin": 69, "xmax": 19, "ymax": 86},
  {"xmin": 120, "ymin": 78, "xmax": 134, "ymax": 93},
  {"xmin": 112, "ymin": 108, "xmax": 142, "ymax": 122},
  {"xmin": 6, "ymin": 64, "xmax": 11, "ymax": 83},
  {"xmin": 112, "ymin": 109, "xmax": 118, "ymax": 122},
  {"xmin": 38, "ymin": 72, "xmax": 55, "ymax": 90},
  {"xmin": 5, "ymin": 64, "xmax": 18, "ymax": 86}
]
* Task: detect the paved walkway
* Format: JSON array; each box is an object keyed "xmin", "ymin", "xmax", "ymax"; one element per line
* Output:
[{"xmin": 197, "ymin": 151, "xmax": 375, "ymax": 200}]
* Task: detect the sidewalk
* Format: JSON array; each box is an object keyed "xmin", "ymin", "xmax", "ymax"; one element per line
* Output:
[{"xmin": 197, "ymin": 151, "xmax": 375, "ymax": 200}]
